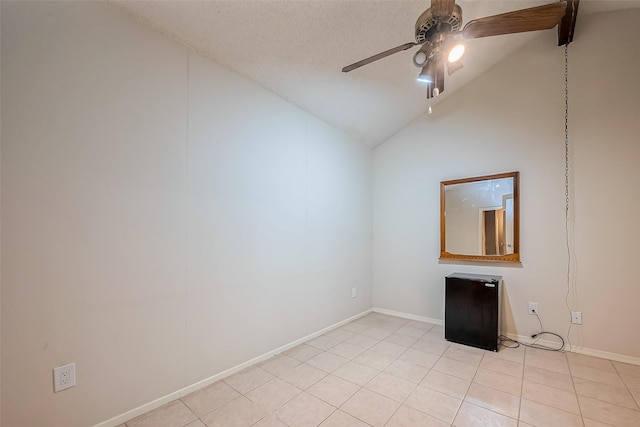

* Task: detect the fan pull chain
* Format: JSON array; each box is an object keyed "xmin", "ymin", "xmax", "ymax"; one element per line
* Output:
[
  {"xmin": 564, "ymin": 45, "xmax": 569, "ymax": 224},
  {"xmin": 563, "ymin": 43, "xmax": 575, "ymax": 351}
]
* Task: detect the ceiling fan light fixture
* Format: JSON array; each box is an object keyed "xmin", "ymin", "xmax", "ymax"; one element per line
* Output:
[
  {"xmin": 341, "ymin": 0, "xmax": 570, "ymax": 103},
  {"xmin": 417, "ymin": 73, "xmax": 433, "ymax": 84},
  {"xmin": 447, "ymin": 43, "xmax": 465, "ymax": 63},
  {"xmin": 413, "ymin": 51, "xmax": 428, "ymax": 67},
  {"xmin": 417, "ymin": 56, "xmax": 435, "ymax": 84}
]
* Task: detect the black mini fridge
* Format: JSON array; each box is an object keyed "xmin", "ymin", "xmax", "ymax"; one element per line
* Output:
[{"xmin": 445, "ymin": 273, "xmax": 502, "ymax": 351}]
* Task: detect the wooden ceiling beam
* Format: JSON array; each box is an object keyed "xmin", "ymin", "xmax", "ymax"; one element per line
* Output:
[{"xmin": 558, "ymin": 0, "xmax": 580, "ymax": 46}]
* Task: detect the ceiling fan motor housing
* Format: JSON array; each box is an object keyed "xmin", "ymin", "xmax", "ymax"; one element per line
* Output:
[{"xmin": 415, "ymin": 4, "xmax": 463, "ymax": 42}]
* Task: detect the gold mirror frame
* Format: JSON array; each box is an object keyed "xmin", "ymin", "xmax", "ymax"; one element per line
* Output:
[{"xmin": 440, "ymin": 172, "xmax": 520, "ymax": 262}]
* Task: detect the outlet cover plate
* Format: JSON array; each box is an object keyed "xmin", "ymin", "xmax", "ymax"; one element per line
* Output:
[
  {"xmin": 571, "ymin": 311, "xmax": 583, "ymax": 325},
  {"xmin": 54, "ymin": 363, "xmax": 76, "ymax": 392},
  {"xmin": 528, "ymin": 302, "xmax": 539, "ymax": 315}
]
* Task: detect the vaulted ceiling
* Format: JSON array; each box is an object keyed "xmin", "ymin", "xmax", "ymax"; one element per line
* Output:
[{"xmin": 111, "ymin": 1, "xmax": 639, "ymax": 147}]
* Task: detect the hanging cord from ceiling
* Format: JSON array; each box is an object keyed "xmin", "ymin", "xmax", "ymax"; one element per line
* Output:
[
  {"xmin": 562, "ymin": 43, "xmax": 578, "ymax": 352},
  {"xmin": 498, "ymin": 45, "xmax": 575, "ymax": 354}
]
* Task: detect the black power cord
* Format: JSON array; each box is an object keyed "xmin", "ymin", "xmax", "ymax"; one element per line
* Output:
[{"xmin": 498, "ymin": 309, "xmax": 565, "ymax": 352}]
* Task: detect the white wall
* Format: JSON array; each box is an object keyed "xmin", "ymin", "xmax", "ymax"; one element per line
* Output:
[
  {"xmin": 373, "ymin": 9, "xmax": 640, "ymax": 361},
  {"xmin": 0, "ymin": 2, "xmax": 371, "ymax": 426}
]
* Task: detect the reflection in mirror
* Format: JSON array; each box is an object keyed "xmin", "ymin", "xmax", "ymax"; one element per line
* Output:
[{"xmin": 440, "ymin": 172, "xmax": 519, "ymax": 262}]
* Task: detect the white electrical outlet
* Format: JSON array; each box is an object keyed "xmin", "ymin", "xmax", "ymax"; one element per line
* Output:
[
  {"xmin": 528, "ymin": 302, "xmax": 539, "ymax": 315},
  {"xmin": 571, "ymin": 311, "xmax": 583, "ymax": 325},
  {"xmin": 351, "ymin": 287, "xmax": 357, "ymax": 298},
  {"xmin": 53, "ymin": 362, "xmax": 76, "ymax": 392}
]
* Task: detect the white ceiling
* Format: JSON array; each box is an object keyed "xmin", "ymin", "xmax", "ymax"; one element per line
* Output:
[{"xmin": 111, "ymin": 0, "xmax": 640, "ymax": 147}]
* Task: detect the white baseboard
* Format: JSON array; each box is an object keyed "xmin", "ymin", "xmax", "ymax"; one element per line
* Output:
[
  {"xmin": 373, "ymin": 308, "xmax": 640, "ymax": 367},
  {"xmin": 94, "ymin": 309, "xmax": 372, "ymax": 427},
  {"xmin": 97, "ymin": 306, "xmax": 640, "ymax": 426},
  {"xmin": 371, "ymin": 307, "xmax": 443, "ymax": 326},
  {"xmin": 501, "ymin": 332, "xmax": 565, "ymax": 351},
  {"xmin": 570, "ymin": 346, "xmax": 640, "ymax": 366},
  {"xmin": 503, "ymin": 332, "xmax": 640, "ymax": 366}
]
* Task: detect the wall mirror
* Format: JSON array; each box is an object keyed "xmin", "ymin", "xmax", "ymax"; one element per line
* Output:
[{"xmin": 440, "ymin": 171, "xmax": 519, "ymax": 262}]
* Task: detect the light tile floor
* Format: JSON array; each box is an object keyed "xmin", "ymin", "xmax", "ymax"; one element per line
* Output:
[{"xmin": 120, "ymin": 313, "xmax": 640, "ymax": 427}]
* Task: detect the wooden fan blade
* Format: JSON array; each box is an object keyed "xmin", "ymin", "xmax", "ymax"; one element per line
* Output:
[
  {"xmin": 342, "ymin": 42, "xmax": 418, "ymax": 72},
  {"xmin": 558, "ymin": 0, "xmax": 579, "ymax": 46},
  {"xmin": 462, "ymin": 1, "xmax": 567, "ymax": 39},
  {"xmin": 431, "ymin": 0, "xmax": 456, "ymax": 18}
]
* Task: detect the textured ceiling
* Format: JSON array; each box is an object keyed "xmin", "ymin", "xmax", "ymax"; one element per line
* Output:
[{"xmin": 111, "ymin": 0, "xmax": 640, "ymax": 147}]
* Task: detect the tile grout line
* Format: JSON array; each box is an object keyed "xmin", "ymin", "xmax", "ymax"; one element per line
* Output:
[
  {"xmin": 125, "ymin": 313, "xmax": 640, "ymax": 427},
  {"xmin": 612, "ymin": 360, "xmax": 640, "ymax": 411},
  {"xmin": 351, "ymin": 317, "xmax": 416, "ymax": 426},
  {"xmin": 458, "ymin": 350, "xmax": 487, "ymax": 425},
  {"xmin": 518, "ymin": 349, "xmax": 525, "ymax": 426},
  {"xmin": 372, "ymin": 322, "xmax": 421, "ymax": 427},
  {"xmin": 565, "ymin": 351, "xmax": 587, "ymax": 426}
]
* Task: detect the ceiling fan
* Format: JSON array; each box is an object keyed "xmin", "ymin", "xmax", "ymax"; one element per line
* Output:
[{"xmin": 342, "ymin": 0, "xmax": 568, "ymax": 99}]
